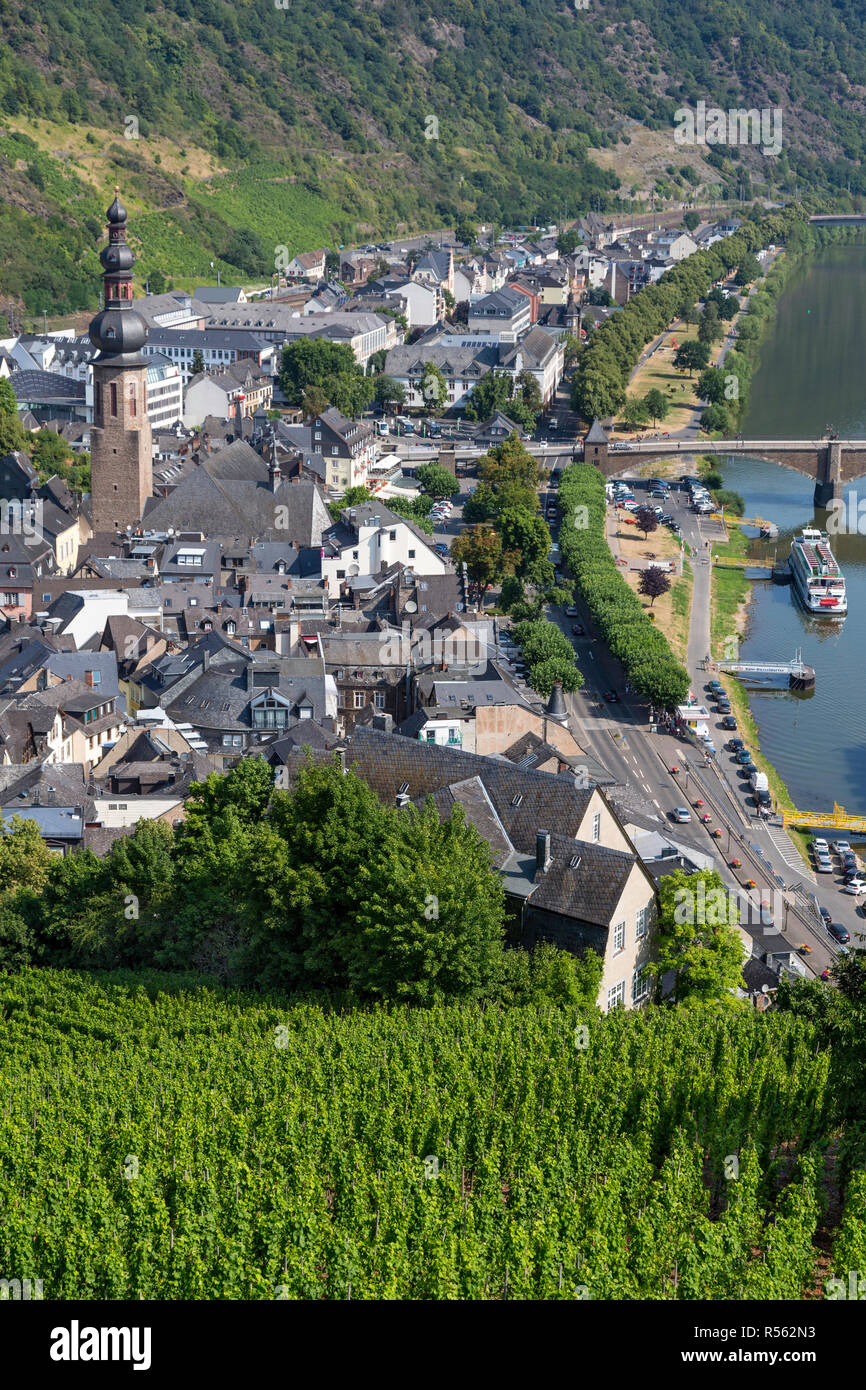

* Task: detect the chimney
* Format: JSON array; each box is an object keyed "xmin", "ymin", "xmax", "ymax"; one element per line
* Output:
[
  {"xmin": 84, "ymin": 669, "xmax": 95, "ymax": 688},
  {"xmin": 535, "ymin": 829, "xmax": 551, "ymax": 875},
  {"xmin": 234, "ymin": 392, "xmax": 245, "ymax": 434},
  {"xmin": 372, "ymin": 712, "xmax": 393, "ymax": 734},
  {"xmin": 201, "ymin": 647, "xmax": 211, "ymax": 672},
  {"xmin": 547, "ymin": 680, "xmax": 567, "ymax": 719}
]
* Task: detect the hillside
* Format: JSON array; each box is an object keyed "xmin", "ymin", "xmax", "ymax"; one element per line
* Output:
[
  {"xmin": 3, "ymin": 967, "xmax": 865, "ymax": 1299},
  {"xmin": 2, "ymin": 0, "xmax": 866, "ymax": 316}
]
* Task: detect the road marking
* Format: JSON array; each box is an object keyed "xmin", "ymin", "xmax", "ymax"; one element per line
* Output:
[{"xmin": 652, "ymin": 799, "xmax": 660, "ymax": 809}]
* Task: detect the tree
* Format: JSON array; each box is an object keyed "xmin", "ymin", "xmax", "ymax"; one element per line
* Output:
[
  {"xmin": 698, "ymin": 302, "xmax": 723, "ymax": 345},
  {"xmin": 673, "ymin": 339, "xmax": 710, "ymax": 376},
  {"xmin": 348, "ymin": 800, "xmax": 506, "ymax": 1003},
  {"xmin": 648, "ymin": 869, "xmax": 746, "ymax": 1007},
  {"xmin": 622, "ymin": 396, "xmax": 650, "ymax": 430},
  {"xmin": 513, "ymin": 369, "xmax": 543, "ymax": 428},
  {"xmin": 0, "ymin": 378, "xmax": 26, "ymax": 454},
  {"xmin": 734, "ymin": 252, "xmax": 761, "ymax": 286},
  {"xmin": 301, "ymin": 385, "xmax": 330, "ymax": 421},
  {"xmin": 571, "ymin": 366, "xmax": 624, "ymax": 422},
  {"xmin": 511, "ymin": 618, "xmax": 583, "ymax": 697},
  {"xmin": 419, "ymin": 362, "xmax": 448, "ymax": 414},
  {"xmin": 701, "ymin": 403, "xmax": 731, "ymax": 433},
  {"xmin": 556, "ymin": 229, "xmax": 580, "ymax": 255},
  {"xmin": 497, "ymin": 506, "xmax": 551, "ymax": 580},
  {"xmin": 451, "ymin": 525, "xmax": 503, "ymax": 599},
  {"xmin": 279, "ymin": 338, "xmax": 365, "ymax": 408},
  {"xmin": 328, "ymin": 485, "xmax": 372, "ymax": 520},
  {"xmin": 561, "ymin": 332, "xmax": 581, "ymax": 368},
  {"xmin": 191, "ymin": 349, "xmax": 205, "ymax": 376},
  {"xmin": 374, "ymin": 374, "xmax": 406, "ymax": 411},
  {"xmin": 462, "ymin": 370, "xmax": 513, "ymax": 422},
  {"xmin": 148, "ymin": 269, "xmax": 167, "ymax": 295},
  {"xmin": 634, "ymin": 506, "xmax": 659, "ymax": 540},
  {"xmin": 328, "ymin": 371, "xmax": 375, "ymax": 418},
  {"xmin": 683, "ymin": 210, "xmax": 701, "ymax": 232},
  {"xmin": 638, "ymin": 564, "xmax": 672, "ymax": 606},
  {"xmin": 697, "ymin": 366, "xmax": 729, "ymax": 405},
  {"xmin": 455, "ymin": 216, "xmax": 477, "ymax": 246},
  {"xmin": 718, "ymin": 293, "xmax": 739, "ymax": 321},
  {"xmin": 416, "ymin": 462, "xmax": 459, "ymax": 498},
  {"xmin": 442, "ymin": 288, "xmax": 456, "ymax": 316},
  {"xmin": 643, "ymin": 388, "xmax": 669, "ymax": 425},
  {"xmin": 677, "ymin": 297, "xmax": 699, "ymax": 327},
  {"xmin": 221, "ymin": 227, "xmax": 268, "ymax": 276}
]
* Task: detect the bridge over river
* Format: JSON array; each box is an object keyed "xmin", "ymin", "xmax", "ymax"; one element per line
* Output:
[{"xmin": 582, "ymin": 428, "xmax": 866, "ymax": 506}]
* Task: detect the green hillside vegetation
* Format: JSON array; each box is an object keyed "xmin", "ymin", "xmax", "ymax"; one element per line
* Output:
[
  {"xmin": 1, "ymin": 965, "xmax": 865, "ymax": 1298},
  {"xmin": 3, "ymin": 1, "xmax": 866, "ymax": 314}
]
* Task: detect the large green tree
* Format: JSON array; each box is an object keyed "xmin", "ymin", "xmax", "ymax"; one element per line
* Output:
[{"xmin": 649, "ymin": 869, "xmax": 746, "ymax": 1008}]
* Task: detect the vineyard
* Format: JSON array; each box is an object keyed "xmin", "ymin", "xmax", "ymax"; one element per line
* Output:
[{"xmin": 1, "ymin": 968, "xmax": 863, "ymax": 1300}]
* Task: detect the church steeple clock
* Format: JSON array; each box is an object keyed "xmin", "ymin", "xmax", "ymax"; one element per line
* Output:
[{"xmin": 88, "ymin": 189, "xmax": 152, "ymax": 533}]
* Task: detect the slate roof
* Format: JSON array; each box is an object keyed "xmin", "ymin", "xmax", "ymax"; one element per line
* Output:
[
  {"xmin": 142, "ymin": 454, "xmax": 331, "ymax": 548},
  {"xmin": 527, "ymin": 831, "xmax": 636, "ymax": 926},
  {"xmin": 585, "ymin": 418, "xmax": 609, "ymax": 443},
  {"xmin": 346, "ymin": 724, "xmax": 598, "ymax": 856}
]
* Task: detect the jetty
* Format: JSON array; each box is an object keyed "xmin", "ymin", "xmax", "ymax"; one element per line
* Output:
[{"xmin": 718, "ymin": 651, "xmax": 816, "ymax": 691}]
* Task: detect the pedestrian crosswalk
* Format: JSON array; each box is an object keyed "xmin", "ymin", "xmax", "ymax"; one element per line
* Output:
[{"xmin": 764, "ymin": 823, "xmax": 815, "ymax": 880}]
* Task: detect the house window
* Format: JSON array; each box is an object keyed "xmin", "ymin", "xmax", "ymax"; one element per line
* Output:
[
  {"xmin": 613, "ymin": 920, "xmax": 625, "ymax": 955},
  {"xmin": 635, "ymin": 905, "xmax": 649, "ymax": 939},
  {"xmin": 353, "ymin": 691, "xmax": 365, "ymax": 708},
  {"xmin": 337, "ymin": 690, "xmax": 346, "ymax": 707},
  {"xmin": 389, "ymin": 531, "xmax": 396, "ymax": 541},
  {"xmin": 606, "ymin": 980, "xmax": 625, "ymax": 1011},
  {"xmin": 408, "ymin": 549, "xmax": 415, "ymax": 559},
  {"xmin": 233, "ymin": 735, "xmax": 242, "ymax": 747},
  {"xmin": 336, "ymin": 569, "xmax": 346, "ymax": 580},
  {"xmin": 592, "ymin": 812, "xmax": 601, "ymax": 842},
  {"xmin": 374, "ymin": 691, "xmax": 386, "ymax": 710},
  {"xmin": 632, "ymin": 967, "xmax": 650, "ymax": 1003},
  {"xmin": 222, "ymin": 735, "xmax": 232, "ymax": 746}
]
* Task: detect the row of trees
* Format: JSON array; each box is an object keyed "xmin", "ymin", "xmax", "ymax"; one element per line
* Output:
[
  {"xmin": 558, "ymin": 462, "xmax": 690, "ymax": 710},
  {"xmin": 0, "ymin": 758, "xmax": 602, "ymax": 1009},
  {"xmin": 570, "ymin": 206, "xmax": 804, "ymax": 423},
  {"xmin": 462, "ymin": 368, "xmax": 543, "ymax": 431},
  {"xmin": 511, "ymin": 617, "xmax": 583, "ymax": 698}
]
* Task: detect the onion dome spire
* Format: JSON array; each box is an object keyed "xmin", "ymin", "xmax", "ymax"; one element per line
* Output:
[{"xmin": 88, "ymin": 187, "xmax": 148, "ymax": 362}]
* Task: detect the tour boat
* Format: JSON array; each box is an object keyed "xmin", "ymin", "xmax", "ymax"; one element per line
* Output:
[{"xmin": 789, "ymin": 528, "xmax": 847, "ymax": 615}]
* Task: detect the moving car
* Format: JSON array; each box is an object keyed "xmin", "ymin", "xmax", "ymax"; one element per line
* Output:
[
  {"xmin": 571, "ymin": 623, "xmax": 585, "ymax": 636},
  {"xmin": 566, "ymin": 607, "xmax": 580, "ymax": 617},
  {"xmin": 819, "ymin": 906, "xmax": 833, "ymax": 927},
  {"xmin": 604, "ymin": 690, "xmax": 619, "ymax": 703},
  {"xmin": 672, "ymin": 808, "xmax": 691, "ymax": 823}
]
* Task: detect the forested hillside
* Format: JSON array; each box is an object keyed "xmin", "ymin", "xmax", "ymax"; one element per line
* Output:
[{"xmin": 2, "ymin": 0, "xmax": 866, "ymax": 313}]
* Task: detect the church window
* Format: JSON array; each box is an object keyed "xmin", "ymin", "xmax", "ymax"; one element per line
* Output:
[
  {"xmin": 128, "ymin": 382, "xmax": 137, "ymax": 417},
  {"xmin": 110, "ymin": 383, "xmax": 118, "ymax": 416}
]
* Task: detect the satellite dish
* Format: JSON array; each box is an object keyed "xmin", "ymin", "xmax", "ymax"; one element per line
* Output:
[
  {"xmin": 348, "ymin": 564, "xmax": 360, "ymax": 576},
  {"xmin": 456, "ymin": 602, "xmax": 464, "ymax": 612},
  {"xmin": 167, "ymin": 527, "xmax": 175, "ymax": 537},
  {"xmin": 404, "ymin": 600, "xmax": 417, "ymax": 613}
]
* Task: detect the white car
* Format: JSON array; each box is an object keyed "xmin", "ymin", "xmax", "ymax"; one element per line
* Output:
[
  {"xmin": 812, "ymin": 839, "xmax": 830, "ymax": 854},
  {"xmin": 843, "ymin": 879, "xmax": 866, "ymax": 895},
  {"xmin": 833, "ymin": 840, "xmax": 852, "ymax": 856}
]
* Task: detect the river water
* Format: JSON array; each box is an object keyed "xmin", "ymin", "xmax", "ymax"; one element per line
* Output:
[{"xmin": 721, "ymin": 243, "xmax": 866, "ymax": 811}]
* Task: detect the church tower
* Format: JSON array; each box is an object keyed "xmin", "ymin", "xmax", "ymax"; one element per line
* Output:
[{"xmin": 88, "ymin": 190, "xmax": 152, "ymax": 533}]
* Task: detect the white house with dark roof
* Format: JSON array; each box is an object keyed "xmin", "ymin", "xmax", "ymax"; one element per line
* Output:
[{"xmin": 320, "ymin": 502, "xmax": 450, "ymax": 599}]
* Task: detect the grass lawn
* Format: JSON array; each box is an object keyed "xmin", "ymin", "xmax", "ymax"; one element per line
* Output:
[{"xmin": 606, "ymin": 506, "xmax": 689, "ymax": 659}]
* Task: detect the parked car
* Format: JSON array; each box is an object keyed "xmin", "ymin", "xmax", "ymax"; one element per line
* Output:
[
  {"xmin": 812, "ymin": 838, "xmax": 830, "ymax": 854},
  {"xmin": 721, "ymin": 716, "xmax": 738, "ymax": 731},
  {"xmin": 672, "ymin": 807, "xmax": 691, "ymax": 823},
  {"xmin": 736, "ymin": 749, "xmax": 753, "ymax": 764},
  {"xmin": 604, "ymin": 690, "xmax": 620, "ymax": 703},
  {"xmin": 819, "ymin": 906, "xmax": 833, "ymax": 927},
  {"xmin": 833, "ymin": 840, "xmax": 852, "ymax": 856},
  {"xmin": 728, "ymin": 737, "xmax": 744, "ymax": 751},
  {"xmin": 433, "ymin": 542, "xmax": 449, "ymax": 556},
  {"xmin": 843, "ymin": 880, "xmax": 866, "ymax": 895},
  {"xmin": 707, "ymin": 680, "xmax": 723, "ymax": 693},
  {"xmin": 828, "ymin": 920, "xmax": 851, "ymax": 943},
  {"xmin": 566, "ymin": 607, "xmax": 580, "ymax": 617},
  {"xmin": 815, "ymin": 857, "xmax": 834, "ymax": 873},
  {"xmin": 571, "ymin": 624, "xmax": 585, "ymax": 636}
]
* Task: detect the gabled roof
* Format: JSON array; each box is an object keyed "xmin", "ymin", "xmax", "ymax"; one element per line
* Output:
[{"xmin": 585, "ymin": 418, "xmax": 609, "ymax": 444}]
